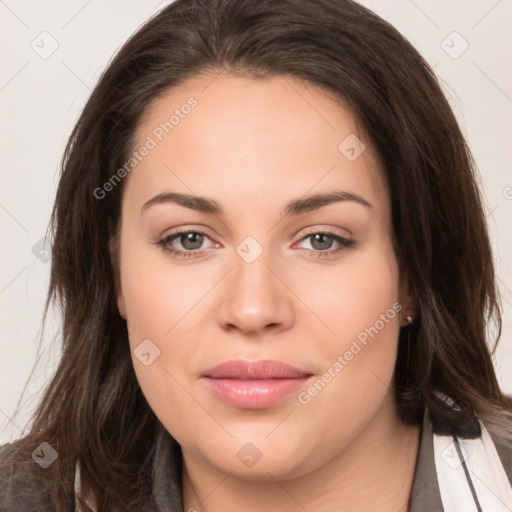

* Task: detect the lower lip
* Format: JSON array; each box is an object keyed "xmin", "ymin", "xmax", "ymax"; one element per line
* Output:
[{"xmin": 202, "ymin": 377, "xmax": 310, "ymax": 409}]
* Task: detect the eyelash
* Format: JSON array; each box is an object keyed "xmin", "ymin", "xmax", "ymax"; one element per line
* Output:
[{"xmin": 154, "ymin": 227, "xmax": 355, "ymax": 260}]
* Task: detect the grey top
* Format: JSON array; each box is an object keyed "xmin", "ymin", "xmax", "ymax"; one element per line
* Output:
[{"xmin": 1, "ymin": 409, "xmax": 511, "ymax": 511}]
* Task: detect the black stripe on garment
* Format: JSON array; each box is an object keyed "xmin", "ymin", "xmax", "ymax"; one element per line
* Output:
[{"xmin": 452, "ymin": 433, "xmax": 483, "ymax": 512}]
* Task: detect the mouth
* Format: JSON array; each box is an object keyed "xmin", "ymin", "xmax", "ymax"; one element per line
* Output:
[{"xmin": 201, "ymin": 359, "xmax": 313, "ymax": 409}]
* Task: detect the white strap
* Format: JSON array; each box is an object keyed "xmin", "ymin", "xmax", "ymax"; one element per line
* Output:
[
  {"xmin": 433, "ymin": 419, "xmax": 512, "ymax": 511},
  {"xmin": 74, "ymin": 458, "xmax": 98, "ymax": 512}
]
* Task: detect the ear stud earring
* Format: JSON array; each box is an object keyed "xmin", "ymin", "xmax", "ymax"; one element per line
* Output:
[{"xmin": 403, "ymin": 305, "xmax": 417, "ymax": 326}]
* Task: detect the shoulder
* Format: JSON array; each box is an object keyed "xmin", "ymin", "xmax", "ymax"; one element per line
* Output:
[
  {"xmin": 410, "ymin": 398, "xmax": 512, "ymax": 512},
  {"xmin": 0, "ymin": 438, "xmax": 67, "ymax": 512}
]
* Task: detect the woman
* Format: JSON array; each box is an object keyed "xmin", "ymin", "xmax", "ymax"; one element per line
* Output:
[{"xmin": 1, "ymin": 0, "xmax": 511, "ymax": 510}]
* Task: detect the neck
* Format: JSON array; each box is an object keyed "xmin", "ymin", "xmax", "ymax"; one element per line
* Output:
[{"xmin": 181, "ymin": 396, "xmax": 421, "ymax": 512}]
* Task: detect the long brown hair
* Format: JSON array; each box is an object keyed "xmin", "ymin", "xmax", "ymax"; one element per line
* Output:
[{"xmin": 6, "ymin": 0, "xmax": 511, "ymax": 510}]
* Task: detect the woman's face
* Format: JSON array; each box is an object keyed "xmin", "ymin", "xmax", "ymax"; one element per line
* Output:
[{"xmin": 114, "ymin": 73, "xmax": 411, "ymax": 479}]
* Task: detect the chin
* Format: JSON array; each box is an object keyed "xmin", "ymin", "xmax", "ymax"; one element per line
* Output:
[{"xmin": 200, "ymin": 437, "xmax": 318, "ymax": 481}]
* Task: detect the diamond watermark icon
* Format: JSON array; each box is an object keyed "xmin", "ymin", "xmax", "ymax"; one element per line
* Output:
[
  {"xmin": 30, "ymin": 31, "xmax": 59, "ymax": 59},
  {"xmin": 441, "ymin": 440, "xmax": 469, "ymax": 470},
  {"xmin": 32, "ymin": 237, "xmax": 52, "ymax": 263},
  {"xmin": 237, "ymin": 442, "xmax": 263, "ymax": 468},
  {"xmin": 32, "ymin": 442, "xmax": 58, "ymax": 469},
  {"xmin": 236, "ymin": 236, "xmax": 263, "ymax": 264},
  {"xmin": 338, "ymin": 134, "xmax": 365, "ymax": 161},
  {"xmin": 134, "ymin": 338, "xmax": 161, "ymax": 366},
  {"xmin": 441, "ymin": 31, "xmax": 469, "ymax": 60}
]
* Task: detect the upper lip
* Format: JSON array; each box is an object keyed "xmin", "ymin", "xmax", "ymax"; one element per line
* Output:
[{"xmin": 202, "ymin": 359, "xmax": 311, "ymax": 379}]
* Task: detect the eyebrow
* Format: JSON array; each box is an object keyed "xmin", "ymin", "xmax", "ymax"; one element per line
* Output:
[{"xmin": 141, "ymin": 190, "xmax": 374, "ymax": 216}]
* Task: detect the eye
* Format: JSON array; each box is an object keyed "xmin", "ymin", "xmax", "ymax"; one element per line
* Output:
[
  {"xmin": 155, "ymin": 229, "xmax": 215, "ymax": 259},
  {"xmin": 295, "ymin": 229, "xmax": 355, "ymax": 258}
]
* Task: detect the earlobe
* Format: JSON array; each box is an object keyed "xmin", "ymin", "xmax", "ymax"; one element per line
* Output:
[
  {"xmin": 399, "ymin": 276, "xmax": 419, "ymax": 327},
  {"xmin": 116, "ymin": 292, "xmax": 127, "ymax": 320}
]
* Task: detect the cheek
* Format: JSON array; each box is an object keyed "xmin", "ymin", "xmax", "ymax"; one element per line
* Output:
[
  {"xmin": 120, "ymin": 246, "xmax": 206, "ymax": 437},
  {"xmin": 119, "ymin": 230, "xmax": 206, "ymax": 342},
  {"xmin": 301, "ymin": 241, "xmax": 401, "ymax": 359},
  {"xmin": 293, "ymin": 242, "xmax": 401, "ymax": 415},
  {"xmin": 294, "ymin": 243, "xmax": 402, "ymax": 435},
  {"xmin": 117, "ymin": 229, "xmax": 200, "ymax": 391}
]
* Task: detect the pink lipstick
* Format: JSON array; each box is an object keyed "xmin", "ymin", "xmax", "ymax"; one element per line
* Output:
[{"xmin": 202, "ymin": 359, "xmax": 311, "ymax": 409}]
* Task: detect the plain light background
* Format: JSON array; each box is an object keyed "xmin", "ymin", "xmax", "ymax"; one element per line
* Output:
[{"xmin": 1, "ymin": 0, "xmax": 511, "ymax": 444}]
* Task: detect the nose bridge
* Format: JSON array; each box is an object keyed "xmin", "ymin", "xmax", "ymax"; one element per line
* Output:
[
  {"xmin": 233, "ymin": 240, "xmax": 273, "ymax": 295},
  {"xmin": 216, "ymin": 235, "xmax": 294, "ymax": 333}
]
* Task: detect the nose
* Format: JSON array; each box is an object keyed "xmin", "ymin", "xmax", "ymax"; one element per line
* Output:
[{"xmin": 216, "ymin": 247, "xmax": 295, "ymax": 336}]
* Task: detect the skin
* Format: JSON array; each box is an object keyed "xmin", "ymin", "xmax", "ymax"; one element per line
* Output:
[{"xmin": 113, "ymin": 72, "xmax": 420, "ymax": 512}]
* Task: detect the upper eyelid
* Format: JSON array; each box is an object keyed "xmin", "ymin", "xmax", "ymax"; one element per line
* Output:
[{"xmin": 298, "ymin": 225, "xmax": 352, "ymax": 238}]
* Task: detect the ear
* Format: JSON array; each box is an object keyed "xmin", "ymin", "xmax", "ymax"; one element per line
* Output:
[
  {"xmin": 109, "ymin": 234, "xmax": 127, "ymax": 320},
  {"xmin": 399, "ymin": 273, "xmax": 418, "ymax": 327}
]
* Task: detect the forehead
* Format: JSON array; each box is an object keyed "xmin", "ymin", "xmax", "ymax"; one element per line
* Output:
[{"xmin": 126, "ymin": 73, "xmax": 388, "ymax": 216}]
